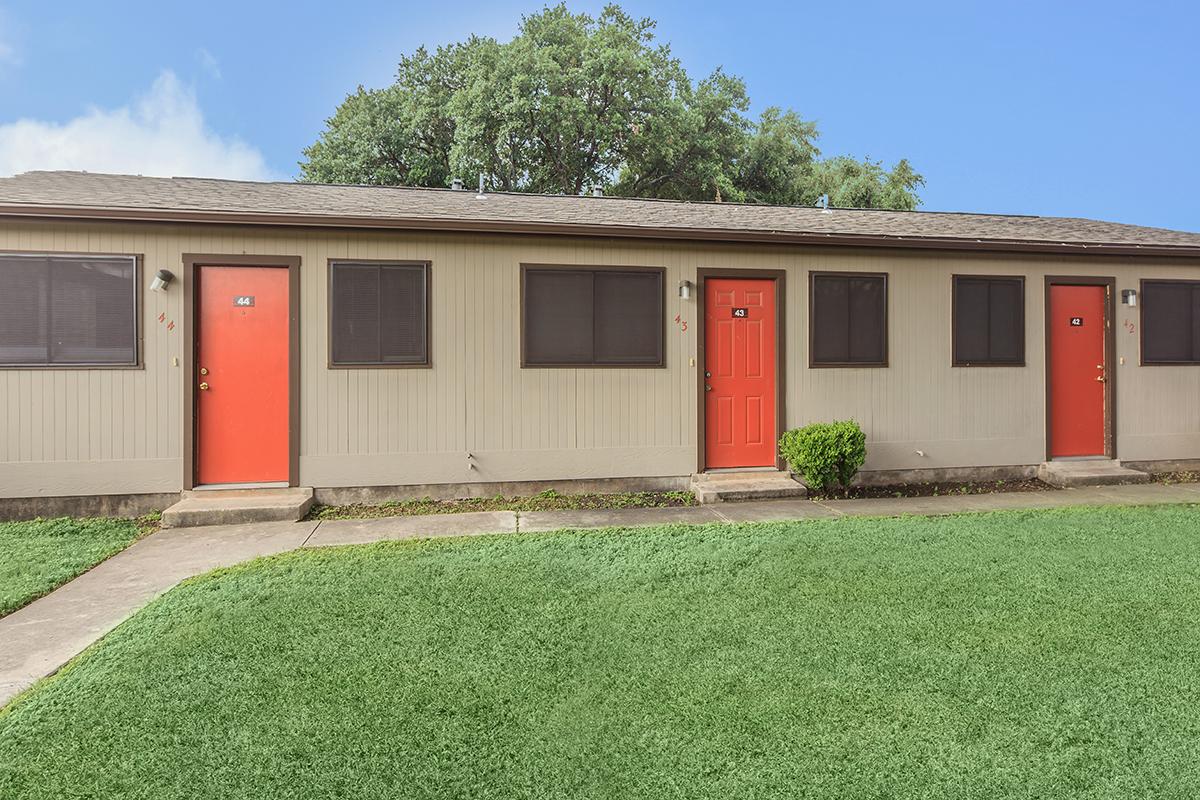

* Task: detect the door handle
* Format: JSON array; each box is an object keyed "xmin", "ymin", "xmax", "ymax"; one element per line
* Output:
[
  {"xmin": 199, "ymin": 382, "xmax": 210, "ymax": 391},
  {"xmin": 705, "ymin": 385, "xmax": 712, "ymax": 392},
  {"xmin": 1095, "ymin": 375, "xmax": 1106, "ymax": 383}
]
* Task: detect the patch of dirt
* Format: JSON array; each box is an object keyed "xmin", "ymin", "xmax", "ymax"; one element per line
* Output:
[
  {"xmin": 1152, "ymin": 471, "xmax": 1200, "ymax": 485},
  {"xmin": 805, "ymin": 478, "xmax": 1054, "ymax": 501},
  {"xmin": 133, "ymin": 512, "xmax": 162, "ymax": 537},
  {"xmin": 307, "ymin": 490, "xmax": 698, "ymax": 520}
]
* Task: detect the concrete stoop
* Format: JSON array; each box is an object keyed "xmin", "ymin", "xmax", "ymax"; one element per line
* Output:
[
  {"xmin": 161, "ymin": 487, "xmax": 315, "ymax": 528},
  {"xmin": 690, "ymin": 470, "xmax": 807, "ymax": 504},
  {"xmin": 1037, "ymin": 459, "xmax": 1151, "ymax": 489}
]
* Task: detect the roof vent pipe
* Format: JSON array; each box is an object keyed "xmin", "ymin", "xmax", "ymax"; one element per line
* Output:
[
  {"xmin": 451, "ymin": 178, "xmax": 464, "ymax": 190},
  {"xmin": 476, "ymin": 173, "xmax": 487, "ymax": 200},
  {"xmin": 592, "ymin": 185, "xmax": 603, "ymax": 197}
]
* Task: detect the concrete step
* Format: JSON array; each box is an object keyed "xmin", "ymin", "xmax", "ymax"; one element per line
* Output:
[
  {"xmin": 161, "ymin": 487, "xmax": 315, "ymax": 528},
  {"xmin": 690, "ymin": 470, "xmax": 807, "ymax": 504},
  {"xmin": 1037, "ymin": 460, "xmax": 1151, "ymax": 489}
]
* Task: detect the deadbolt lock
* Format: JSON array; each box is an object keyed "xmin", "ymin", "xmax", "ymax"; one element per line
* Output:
[{"xmin": 200, "ymin": 367, "xmax": 208, "ymax": 375}]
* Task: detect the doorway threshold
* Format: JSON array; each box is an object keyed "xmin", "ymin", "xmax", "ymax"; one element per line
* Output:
[
  {"xmin": 192, "ymin": 481, "xmax": 289, "ymax": 491},
  {"xmin": 703, "ymin": 466, "xmax": 779, "ymax": 474}
]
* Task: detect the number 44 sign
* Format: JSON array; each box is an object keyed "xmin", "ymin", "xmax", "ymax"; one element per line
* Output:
[{"xmin": 233, "ymin": 295, "xmax": 255, "ymax": 307}]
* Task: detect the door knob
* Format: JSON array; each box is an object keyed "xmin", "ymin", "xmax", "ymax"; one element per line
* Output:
[
  {"xmin": 199, "ymin": 382, "xmax": 210, "ymax": 391},
  {"xmin": 705, "ymin": 385, "xmax": 712, "ymax": 392},
  {"xmin": 1095, "ymin": 375, "xmax": 1106, "ymax": 383}
]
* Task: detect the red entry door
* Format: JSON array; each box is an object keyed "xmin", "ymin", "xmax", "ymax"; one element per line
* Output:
[
  {"xmin": 196, "ymin": 266, "xmax": 290, "ymax": 485},
  {"xmin": 704, "ymin": 278, "xmax": 777, "ymax": 468},
  {"xmin": 1048, "ymin": 284, "xmax": 1108, "ymax": 458}
]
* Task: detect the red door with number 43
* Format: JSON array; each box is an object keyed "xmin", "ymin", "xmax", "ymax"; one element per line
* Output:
[{"xmin": 704, "ymin": 278, "xmax": 777, "ymax": 469}]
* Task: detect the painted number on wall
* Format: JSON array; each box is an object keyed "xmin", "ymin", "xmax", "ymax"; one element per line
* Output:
[
  {"xmin": 674, "ymin": 314, "xmax": 688, "ymax": 332},
  {"xmin": 233, "ymin": 295, "xmax": 255, "ymax": 307}
]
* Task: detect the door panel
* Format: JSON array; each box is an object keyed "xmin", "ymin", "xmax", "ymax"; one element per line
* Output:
[
  {"xmin": 1048, "ymin": 284, "xmax": 1107, "ymax": 458},
  {"xmin": 704, "ymin": 278, "xmax": 777, "ymax": 468},
  {"xmin": 196, "ymin": 266, "xmax": 290, "ymax": 484}
]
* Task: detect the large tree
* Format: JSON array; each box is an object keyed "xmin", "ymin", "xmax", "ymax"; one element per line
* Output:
[{"xmin": 300, "ymin": 4, "xmax": 923, "ymax": 209}]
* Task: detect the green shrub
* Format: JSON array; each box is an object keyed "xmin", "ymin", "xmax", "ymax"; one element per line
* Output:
[{"xmin": 778, "ymin": 420, "xmax": 867, "ymax": 489}]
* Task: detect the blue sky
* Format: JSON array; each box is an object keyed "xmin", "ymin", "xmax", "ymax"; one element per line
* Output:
[{"xmin": 0, "ymin": 0, "xmax": 1196, "ymax": 230}]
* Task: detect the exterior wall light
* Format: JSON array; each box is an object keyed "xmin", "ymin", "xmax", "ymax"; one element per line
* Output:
[
  {"xmin": 1121, "ymin": 288, "xmax": 1137, "ymax": 307},
  {"xmin": 150, "ymin": 269, "xmax": 175, "ymax": 293},
  {"xmin": 678, "ymin": 279, "xmax": 694, "ymax": 300}
]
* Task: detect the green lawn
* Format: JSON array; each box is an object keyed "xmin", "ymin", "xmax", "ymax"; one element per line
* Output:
[
  {"xmin": 3, "ymin": 506, "xmax": 1200, "ymax": 798},
  {"xmin": 0, "ymin": 517, "xmax": 146, "ymax": 617}
]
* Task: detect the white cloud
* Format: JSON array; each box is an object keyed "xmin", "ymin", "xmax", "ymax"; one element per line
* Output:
[
  {"xmin": 0, "ymin": 9, "xmax": 19, "ymax": 68},
  {"xmin": 197, "ymin": 47, "xmax": 221, "ymax": 80},
  {"xmin": 0, "ymin": 70, "xmax": 274, "ymax": 180}
]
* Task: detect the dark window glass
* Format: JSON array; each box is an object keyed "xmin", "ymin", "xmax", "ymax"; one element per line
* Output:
[
  {"xmin": 523, "ymin": 267, "xmax": 663, "ymax": 366},
  {"xmin": 953, "ymin": 276, "xmax": 1025, "ymax": 365},
  {"xmin": 1142, "ymin": 280, "xmax": 1200, "ymax": 365},
  {"xmin": 330, "ymin": 261, "xmax": 428, "ymax": 365},
  {"xmin": 810, "ymin": 273, "xmax": 887, "ymax": 365},
  {"xmin": 0, "ymin": 255, "xmax": 137, "ymax": 366}
]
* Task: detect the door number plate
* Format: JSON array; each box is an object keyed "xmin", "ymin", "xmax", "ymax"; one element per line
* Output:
[
  {"xmin": 233, "ymin": 295, "xmax": 255, "ymax": 307},
  {"xmin": 1070, "ymin": 317, "xmax": 1083, "ymax": 326},
  {"xmin": 731, "ymin": 307, "xmax": 748, "ymax": 318}
]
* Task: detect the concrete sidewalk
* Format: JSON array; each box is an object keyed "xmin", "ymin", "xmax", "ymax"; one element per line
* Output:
[{"xmin": 3, "ymin": 481, "xmax": 1199, "ymax": 707}]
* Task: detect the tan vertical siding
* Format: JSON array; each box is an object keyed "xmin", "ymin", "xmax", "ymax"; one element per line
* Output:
[{"xmin": 2, "ymin": 219, "xmax": 1200, "ymax": 498}]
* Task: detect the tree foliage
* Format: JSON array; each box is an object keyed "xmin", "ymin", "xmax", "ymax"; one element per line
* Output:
[{"xmin": 300, "ymin": 4, "xmax": 923, "ymax": 209}]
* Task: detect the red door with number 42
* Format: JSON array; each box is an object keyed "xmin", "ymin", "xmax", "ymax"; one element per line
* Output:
[
  {"xmin": 704, "ymin": 278, "xmax": 777, "ymax": 469},
  {"xmin": 1048, "ymin": 283, "xmax": 1108, "ymax": 458}
]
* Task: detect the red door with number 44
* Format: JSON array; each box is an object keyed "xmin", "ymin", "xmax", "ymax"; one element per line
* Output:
[{"xmin": 196, "ymin": 265, "xmax": 290, "ymax": 485}]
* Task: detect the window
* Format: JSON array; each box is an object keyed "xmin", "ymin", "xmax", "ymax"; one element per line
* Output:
[
  {"xmin": 522, "ymin": 266, "xmax": 664, "ymax": 366},
  {"xmin": 0, "ymin": 254, "xmax": 138, "ymax": 366},
  {"xmin": 329, "ymin": 261, "xmax": 429, "ymax": 366},
  {"xmin": 1141, "ymin": 279, "xmax": 1200, "ymax": 365},
  {"xmin": 809, "ymin": 272, "xmax": 887, "ymax": 366},
  {"xmin": 952, "ymin": 276, "xmax": 1025, "ymax": 366}
]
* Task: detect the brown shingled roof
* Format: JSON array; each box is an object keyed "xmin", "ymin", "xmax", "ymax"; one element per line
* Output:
[{"xmin": 2, "ymin": 171, "xmax": 1198, "ymax": 257}]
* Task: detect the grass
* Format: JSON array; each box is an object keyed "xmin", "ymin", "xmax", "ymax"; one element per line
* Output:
[
  {"xmin": 3, "ymin": 505, "xmax": 1200, "ymax": 798},
  {"xmin": 307, "ymin": 488, "xmax": 697, "ymax": 519},
  {"xmin": 0, "ymin": 515, "xmax": 155, "ymax": 617}
]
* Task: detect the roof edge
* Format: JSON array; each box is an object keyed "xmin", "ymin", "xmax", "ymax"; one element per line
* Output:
[{"xmin": 3, "ymin": 203, "xmax": 1200, "ymax": 259}]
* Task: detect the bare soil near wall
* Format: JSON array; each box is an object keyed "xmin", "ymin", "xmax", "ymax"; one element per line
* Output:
[
  {"xmin": 806, "ymin": 478, "xmax": 1054, "ymax": 501},
  {"xmin": 307, "ymin": 490, "xmax": 698, "ymax": 520}
]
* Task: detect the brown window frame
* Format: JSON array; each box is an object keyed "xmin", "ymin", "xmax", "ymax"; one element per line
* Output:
[
  {"xmin": 327, "ymin": 259, "xmax": 431, "ymax": 369},
  {"xmin": 951, "ymin": 274, "xmax": 1026, "ymax": 367},
  {"xmin": 520, "ymin": 264, "xmax": 666, "ymax": 368},
  {"xmin": 808, "ymin": 271, "xmax": 889, "ymax": 368},
  {"xmin": 0, "ymin": 251, "xmax": 142, "ymax": 369},
  {"xmin": 1140, "ymin": 278, "xmax": 1200, "ymax": 366}
]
